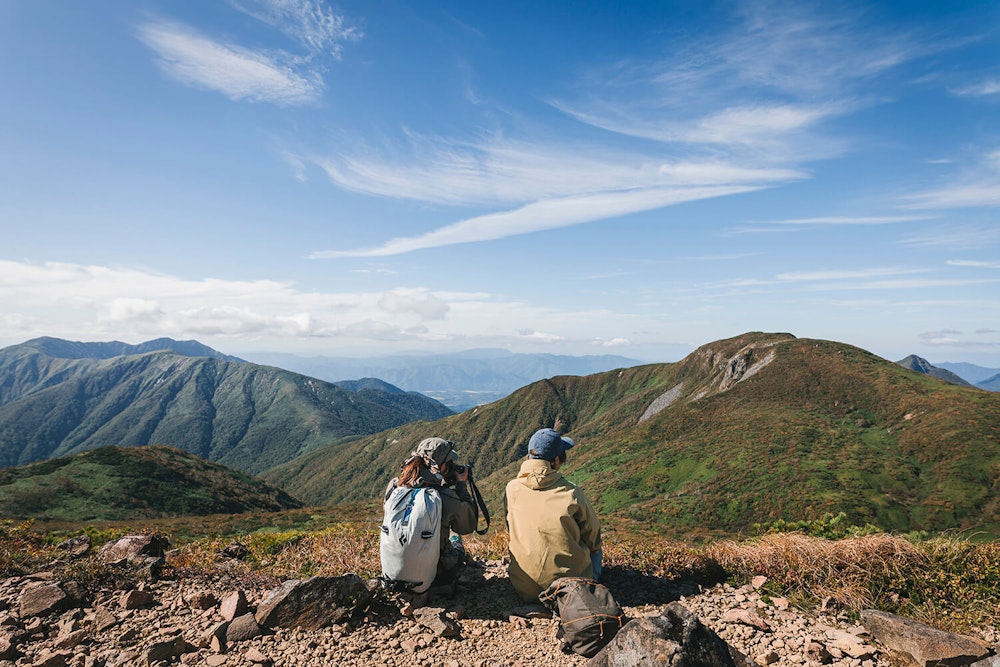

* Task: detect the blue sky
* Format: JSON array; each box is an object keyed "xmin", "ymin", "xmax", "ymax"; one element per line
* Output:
[{"xmin": 1, "ymin": 1, "xmax": 999, "ymax": 366}]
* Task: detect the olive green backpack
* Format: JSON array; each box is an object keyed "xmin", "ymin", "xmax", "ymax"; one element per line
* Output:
[{"xmin": 539, "ymin": 577, "xmax": 626, "ymax": 658}]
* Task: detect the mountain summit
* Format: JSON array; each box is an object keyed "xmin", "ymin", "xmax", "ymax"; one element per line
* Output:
[{"xmin": 895, "ymin": 354, "xmax": 973, "ymax": 388}]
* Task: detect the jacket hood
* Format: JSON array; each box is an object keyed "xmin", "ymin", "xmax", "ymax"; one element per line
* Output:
[{"xmin": 516, "ymin": 458, "xmax": 563, "ymax": 491}]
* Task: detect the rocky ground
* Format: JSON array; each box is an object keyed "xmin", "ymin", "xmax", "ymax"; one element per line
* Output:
[{"xmin": 4, "ymin": 552, "xmax": 999, "ymax": 667}]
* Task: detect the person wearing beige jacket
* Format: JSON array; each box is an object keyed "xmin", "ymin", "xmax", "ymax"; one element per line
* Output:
[{"xmin": 504, "ymin": 427, "xmax": 603, "ymax": 602}]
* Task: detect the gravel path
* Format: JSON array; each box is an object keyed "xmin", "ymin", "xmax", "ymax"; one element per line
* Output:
[{"xmin": 10, "ymin": 559, "xmax": 999, "ymax": 667}]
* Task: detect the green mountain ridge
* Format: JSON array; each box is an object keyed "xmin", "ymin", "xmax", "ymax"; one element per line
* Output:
[
  {"xmin": 0, "ymin": 341, "xmax": 452, "ymax": 475},
  {"xmin": 0, "ymin": 445, "xmax": 302, "ymax": 522},
  {"xmin": 263, "ymin": 332, "xmax": 1000, "ymax": 537}
]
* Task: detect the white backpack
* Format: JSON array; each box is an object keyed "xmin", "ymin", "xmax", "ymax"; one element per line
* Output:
[{"xmin": 380, "ymin": 485, "xmax": 442, "ymax": 594}]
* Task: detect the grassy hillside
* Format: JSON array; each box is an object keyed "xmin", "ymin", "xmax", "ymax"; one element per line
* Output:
[
  {"xmin": 0, "ymin": 343, "xmax": 452, "ymax": 475},
  {"xmin": 263, "ymin": 332, "xmax": 1000, "ymax": 537},
  {"xmin": 0, "ymin": 445, "xmax": 302, "ymax": 521}
]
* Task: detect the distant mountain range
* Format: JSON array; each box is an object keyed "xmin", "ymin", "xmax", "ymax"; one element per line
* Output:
[
  {"xmin": 0, "ymin": 445, "xmax": 302, "ymax": 521},
  {"xmin": 896, "ymin": 355, "xmax": 999, "ymax": 392},
  {"xmin": 264, "ymin": 332, "xmax": 1000, "ymax": 537},
  {"xmin": 935, "ymin": 361, "xmax": 1000, "ymax": 385},
  {"xmin": 243, "ymin": 349, "xmax": 643, "ymax": 411},
  {"xmin": 0, "ymin": 337, "xmax": 452, "ymax": 475}
]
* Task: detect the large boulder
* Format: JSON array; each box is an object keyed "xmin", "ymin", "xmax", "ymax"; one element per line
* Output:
[
  {"xmin": 98, "ymin": 534, "xmax": 170, "ymax": 562},
  {"xmin": 588, "ymin": 603, "xmax": 754, "ymax": 667},
  {"xmin": 220, "ymin": 590, "xmax": 249, "ymax": 622},
  {"xmin": 226, "ymin": 613, "xmax": 265, "ymax": 643},
  {"xmin": 254, "ymin": 575, "xmax": 373, "ymax": 631},
  {"xmin": 56, "ymin": 535, "xmax": 91, "ymax": 559},
  {"xmin": 861, "ymin": 609, "xmax": 991, "ymax": 667},
  {"xmin": 98, "ymin": 533, "xmax": 170, "ymax": 579},
  {"xmin": 18, "ymin": 584, "xmax": 69, "ymax": 618}
]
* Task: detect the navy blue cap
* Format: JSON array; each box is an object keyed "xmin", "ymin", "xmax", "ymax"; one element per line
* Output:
[{"xmin": 527, "ymin": 428, "xmax": 575, "ymax": 461}]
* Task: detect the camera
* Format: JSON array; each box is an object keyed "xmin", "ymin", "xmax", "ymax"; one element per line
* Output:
[{"xmin": 444, "ymin": 462, "xmax": 471, "ymax": 485}]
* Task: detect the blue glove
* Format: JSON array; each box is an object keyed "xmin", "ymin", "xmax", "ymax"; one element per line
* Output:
[{"xmin": 591, "ymin": 549, "xmax": 603, "ymax": 582}]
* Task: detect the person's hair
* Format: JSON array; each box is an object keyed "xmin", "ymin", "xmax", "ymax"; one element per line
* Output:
[
  {"xmin": 529, "ymin": 450, "xmax": 567, "ymax": 465},
  {"xmin": 397, "ymin": 456, "xmax": 425, "ymax": 487}
]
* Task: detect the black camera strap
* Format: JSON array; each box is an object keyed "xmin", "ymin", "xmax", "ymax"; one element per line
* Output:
[{"xmin": 467, "ymin": 472, "xmax": 491, "ymax": 535}]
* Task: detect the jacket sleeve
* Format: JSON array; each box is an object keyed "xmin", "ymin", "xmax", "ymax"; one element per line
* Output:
[
  {"xmin": 441, "ymin": 482, "xmax": 478, "ymax": 536},
  {"xmin": 574, "ymin": 490, "xmax": 603, "ymax": 553}
]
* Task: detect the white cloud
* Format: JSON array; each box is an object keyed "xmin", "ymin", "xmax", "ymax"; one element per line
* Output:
[
  {"xmin": 766, "ymin": 216, "xmax": 927, "ymax": 226},
  {"xmin": 551, "ymin": 2, "xmax": 929, "ymax": 156},
  {"xmin": 0, "ymin": 260, "xmax": 642, "ymax": 355},
  {"xmin": 806, "ymin": 278, "xmax": 996, "ymax": 291},
  {"xmin": 777, "ymin": 267, "xmax": 926, "ymax": 282},
  {"xmin": 98, "ymin": 298, "xmax": 165, "ymax": 324},
  {"xmin": 305, "ymin": 3, "xmax": 947, "ymax": 259},
  {"xmin": 311, "ymin": 137, "xmax": 801, "ymax": 207},
  {"xmin": 731, "ymin": 215, "xmax": 929, "ymax": 234},
  {"xmin": 593, "ymin": 337, "xmax": 630, "ymax": 348},
  {"xmin": 947, "ymin": 260, "xmax": 1000, "ymax": 269},
  {"xmin": 899, "ymin": 225, "xmax": 1000, "ymax": 249},
  {"xmin": 311, "ymin": 184, "xmax": 762, "ymax": 258},
  {"xmin": 516, "ymin": 329, "xmax": 567, "ymax": 343},
  {"xmin": 137, "ymin": 20, "xmax": 322, "ymax": 105},
  {"xmin": 229, "ymin": 0, "xmax": 361, "ymax": 58},
  {"xmin": 951, "ymin": 78, "xmax": 1000, "ymax": 97},
  {"xmin": 902, "ymin": 149, "xmax": 1000, "ymax": 210},
  {"xmin": 919, "ymin": 329, "xmax": 1000, "ymax": 348},
  {"xmin": 377, "ymin": 290, "xmax": 449, "ymax": 320}
]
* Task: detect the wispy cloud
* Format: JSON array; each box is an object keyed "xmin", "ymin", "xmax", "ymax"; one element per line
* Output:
[
  {"xmin": 229, "ymin": 0, "xmax": 361, "ymax": 58},
  {"xmin": 807, "ymin": 278, "xmax": 996, "ymax": 291},
  {"xmin": 308, "ymin": 3, "xmax": 945, "ymax": 258},
  {"xmin": 951, "ymin": 78, "xmax": 1000, "ymax": 97},
  {"xmin": 311, "ymin": 184, "xmax": 762, "ymax": 258},
  {"xmin": 899, "ymin": 224, "xmax": 1000, "ymax": 249},
  {"xmin": 553, "ymin": 2, "xmax": 927, "ymax": 157},
  {"xmin": 767, "ymin": 216, "xmax": 927, "ymax": 226},
  {"xmin": 902, "ymin": 149, "xmax": 1000, "ymax": 209},
  {"xmin": 311, "ymin": 137, "xmax": 802, "ymax": 207},
  {"xmin": 553, "ymin": 102, "xmax": 843, "ymax": 159},
  {"xmin": 138, "ymin": 20, "xmax": 322, "ymax": 105},
  {"xmin": 716, "ymin": 266, "xmax": 998, "ymax": 293},
  {"xmin": 731, "ymin": 215, "xmax": 929, "ymax": 234},
  {"xmin": 947, "ymin": 260, "xmax": 1000, "ymax": 269},
  {"xmin": 919, "ymin": 329, "xmax": 1000, "ymax": 348},
  {"xmin": 776, "ymin": 267, "xmax": 927, "ymax": 282}
]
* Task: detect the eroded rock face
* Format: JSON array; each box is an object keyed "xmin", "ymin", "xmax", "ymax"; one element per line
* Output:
[{"xmin": 861, "ymin": 609, "xmax": 991, "ymax": 667}]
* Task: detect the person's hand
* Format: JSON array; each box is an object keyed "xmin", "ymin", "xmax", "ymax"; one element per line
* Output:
[
  {"xmin": 454, "ymin": 466, "xmax": 469, "ymax": 483},
  {"xmin": 553, "ymin": 417, "xmax": 566, "ymax": 433}
]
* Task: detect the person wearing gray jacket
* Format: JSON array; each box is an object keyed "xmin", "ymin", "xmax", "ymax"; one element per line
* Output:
[{"xmin": 384, "ymin": 437, "xmax": 477, "ymax": 594}]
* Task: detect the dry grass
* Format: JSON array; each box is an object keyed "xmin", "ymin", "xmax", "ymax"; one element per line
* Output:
[
  {"xmin": 705, "ymin": 532, "xmax": 925, "ymax": 609},
  {"xmin": 701, "ymin": 532, "xmax": 1000, "ymax": 631},
  {"xmin": 6, "ymin": 518, "xmax": 1000, "ymax": 633}
]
